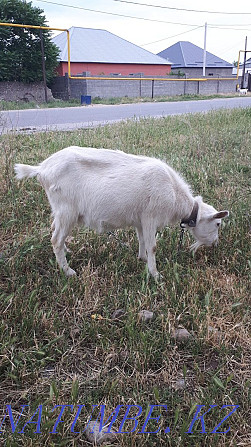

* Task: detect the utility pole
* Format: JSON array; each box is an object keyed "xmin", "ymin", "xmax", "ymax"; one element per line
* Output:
[
  {"xmin": 40, "ymin": 28, "xmax": 48, "ymax": 103},
  {"xmin": 203, "ymin": 22, "xmax": 207, "ymax": 77},
  {"xmin": 241, "ymin": 36, "xmax": 247, "ymax": 89}
]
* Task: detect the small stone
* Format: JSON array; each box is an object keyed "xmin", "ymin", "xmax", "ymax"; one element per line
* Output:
[
  {"xmin": 119, "ymin": 349, "xmax": 129, "ymax": 361},
  {"xmin": 174, "ymin": 328, "xmax": 192, "ymax": 341},
  {"xmin": 85, "ymin": 421, "xmax": 116, "ymax": 445},
  {"xmin": 40, "ymin": 366, "xmax": 55, "ymax": 378},
  {"xmin": 208, "ymin": 326, "xmax": 222, "ymax": 341},
  {"xmin": 174, "ymin": 378, "xmax": 186, "ymax": 390},
  {"xmin": 138, "ymin": 310, "xmax": 154, "ymax": 322},
  {"xmin": 208, "ymin": 326, "xmax": 217, "ymax": 333},
  {"xmin": 111, "ymin": 309, "xmax": 126, "ymax": 320}
]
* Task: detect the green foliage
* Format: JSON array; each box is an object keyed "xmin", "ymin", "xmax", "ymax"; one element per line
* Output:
[
  {"xmin": 168, "ymin": 70, "xmax": 185, "ymax": 77},
  {"xmin": 0, "ymin": 0, "xmax": 60, "ymax": 83}
]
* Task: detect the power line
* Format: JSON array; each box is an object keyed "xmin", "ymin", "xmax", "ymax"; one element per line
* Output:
[
  {"xmin": 142, "ymin": 25, "xmax": 251, "ymax": 47},
  {"xmin": 209, "ymin": 25, "xmax": 251, "ymax": 31},
  {"xmin": 34, "ymin": 0, "xmax": 200, "ymax": 26},
  {"xmin": 219, "ymin": 38, "xmax": 246, "ymax": 55},
  {"xmin": 113, "ymin": 0, "xmax": 251, "ymax": 15},
  {"xmin": 141, "ymin": 26, "xmax": 204, "ymax": 46},
  {"xmin": 209, "ymin": 24, "xmax": 251, "ymax": 27},
  {"xmin": 35, "ymin": 0, "xmax": 251, "ymax": 28}
]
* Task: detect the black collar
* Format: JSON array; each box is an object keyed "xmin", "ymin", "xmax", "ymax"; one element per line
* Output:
[{"xmin": 180, "ymin": 201, "xmax": 199, "ymax": 228}]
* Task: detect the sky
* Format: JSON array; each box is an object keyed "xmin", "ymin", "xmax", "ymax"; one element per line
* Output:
[{"xmin": 32, "ymin": 0, "xmax": 251, "ymax": 64}]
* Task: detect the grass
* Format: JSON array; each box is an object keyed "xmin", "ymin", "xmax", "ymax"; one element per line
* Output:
[
  {"xmin": 0, "ymin": 108, "xmax": 250, "ymax": 446},
  {"xmin": 0, "ymin": 99, "xmax": 81, "ymax": 111},
  {"xmin": 0, "ymin": 93, "xmax": 244, "ymax": 110},
  {"xmin": 91, "ymin": 93, "xmax": 240, "ymax": 106}
]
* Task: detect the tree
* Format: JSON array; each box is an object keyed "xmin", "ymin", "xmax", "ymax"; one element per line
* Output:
[{"xmin": 0, "ymin": 0, "xmax": 60, "ymax": 84}]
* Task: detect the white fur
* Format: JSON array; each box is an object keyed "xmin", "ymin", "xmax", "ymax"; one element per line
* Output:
[
  {"xmin": 237, "ymin": 87, "xmax": 248, "ymax": 95},
  {"xmin": 14, "ymin": 147, "xmax": 229, "ymax": 278}
]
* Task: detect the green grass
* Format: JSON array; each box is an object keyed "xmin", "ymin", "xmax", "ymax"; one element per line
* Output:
[
  {"xmin": 0, "ymin": 93, "xmax": 242, "ymax": 110},
  {"xmin": 0, "ymin": 108, "xmax": 250, "ymax": 446},
  {"xmin": 0, "ymin": 99, "xmax": 81, "ymax": 111},
  {"xmin": 91, "ymin": 93, "xmax": 238, "ymax": 106}
]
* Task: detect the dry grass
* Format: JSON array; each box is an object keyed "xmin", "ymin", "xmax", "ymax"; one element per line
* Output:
[{"xmin": 0, "ymin": 108, "xmax": 250, "ymax": 446}]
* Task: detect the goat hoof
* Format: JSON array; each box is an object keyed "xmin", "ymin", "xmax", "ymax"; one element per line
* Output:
[
  {"xmin": 152, "ymin": 271, "xmax": 162, "ymax": 282},
  {"xmin": 138, "ymin": 255, "xmax": 147, "ymax": 263},
  {"xmin": 65, "ymin": 267, "xmax": 76, "ymax": 277}
]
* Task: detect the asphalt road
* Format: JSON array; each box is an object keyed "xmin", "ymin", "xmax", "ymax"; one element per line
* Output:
[{"xmin": 1, "ymin": 97, "xmax": 251, "ymax": 134}]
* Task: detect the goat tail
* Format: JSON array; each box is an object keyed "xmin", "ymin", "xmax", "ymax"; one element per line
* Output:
[{"xmin": 14, "ymin": 163, "xmax": 40, "ymax": 180}]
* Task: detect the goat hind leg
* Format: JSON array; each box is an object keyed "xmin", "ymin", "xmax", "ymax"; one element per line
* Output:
[{"xmin": 51, "ymin": 218, "xmax": 76, "ymax": 276}]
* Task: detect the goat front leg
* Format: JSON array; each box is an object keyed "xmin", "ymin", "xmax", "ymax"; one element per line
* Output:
[{"xmin": 136, "ymin": 226, "xmax": 147, "ymax": 262}]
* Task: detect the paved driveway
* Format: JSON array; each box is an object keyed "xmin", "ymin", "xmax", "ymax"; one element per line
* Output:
[{"xmin": 1, "ymin": 97, "xmax": 251, "ymax": 134}]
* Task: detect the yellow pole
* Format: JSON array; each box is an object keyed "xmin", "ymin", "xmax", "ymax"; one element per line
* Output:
[
  {"xmin": 67, "ymin": 30, "xmax": 71, "ymax": 78},
  {"xmin": 68, "ymin": 75, "xmax": 238, "ymax": 81},
  {"xmin": 0, "ymin": 21, "xmax": 68, "ymax": 32}
]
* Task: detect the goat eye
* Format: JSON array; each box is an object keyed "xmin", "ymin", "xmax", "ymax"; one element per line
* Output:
[{"xmin": 217, "ymin": 223, "xmax": 220, "ymax": 227}]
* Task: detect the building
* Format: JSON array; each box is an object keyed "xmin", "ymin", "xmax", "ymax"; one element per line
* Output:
[
  {"xmin": 52, "ymin": 27, "xmax": 171, "ymax": 77},
  {"xmin": 157, "ymin": 41, "xmax": 233, "ymax": 78},
  {"xmin": 233, "ymin": 57, "xmax": 251, "ymax": 77}
]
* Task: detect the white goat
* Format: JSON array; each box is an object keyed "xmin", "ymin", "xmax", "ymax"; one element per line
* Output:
[
  {"xmin": 15, "ymin": 147, "xmax": 229, "ymax": 278},
  {"xmin": 237, "ymin": 87, "xmax": 248, "ymax": 95}
]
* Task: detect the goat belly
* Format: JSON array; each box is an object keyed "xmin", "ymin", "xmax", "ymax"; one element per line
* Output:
[{"xmin": 81, "ymin": 181, "xmax": 147, "ymax": 232}]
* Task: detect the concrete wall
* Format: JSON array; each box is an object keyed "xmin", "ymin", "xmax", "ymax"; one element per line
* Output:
[
  {"xmin": 50, "ymin": 73, "xmax": 240, "ymax": 101},
  {"xmin": 171, "ymin": 67, "xmax": 233, "ymax": 78},
  {"xmin": 0, "ymin": 81, "xmax": 53, "ymax": 103}
]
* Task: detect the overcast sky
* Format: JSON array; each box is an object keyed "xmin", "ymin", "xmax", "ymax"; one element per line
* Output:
[{"xmin": 33, "ymin": 0, "xmax": 251, "ymax": 64}]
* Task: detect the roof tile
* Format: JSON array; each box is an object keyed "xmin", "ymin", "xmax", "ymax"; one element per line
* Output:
[
  {"xmin": 157, "ymin": 41, "xmax": 233, "ymax": 68},
  {"xmin": 53, "ymin": 27, "xmax": 171, "ymax": 65}
]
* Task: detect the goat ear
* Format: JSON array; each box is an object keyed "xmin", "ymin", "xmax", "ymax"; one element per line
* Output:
[{"xmin": 212, "ymin": 210, "xmax": 229, "ymax": 219}]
